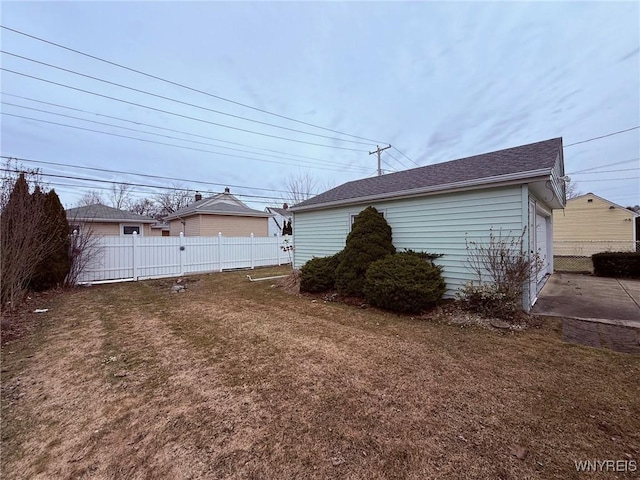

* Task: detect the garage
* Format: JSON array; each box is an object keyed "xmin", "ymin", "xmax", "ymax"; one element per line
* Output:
[{"xmin": 529, "ymin": 200, "xmax": 552, "ymax": 306}]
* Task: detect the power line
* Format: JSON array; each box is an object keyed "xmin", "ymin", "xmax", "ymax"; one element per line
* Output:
[
  {"xmin": 2, "ymin": 102, "xmax": 370, "ymax": 173},
  {"xmin": 567, "ymin": 158, "xmax": 640, "ymax": 174},
  {"xmin": 385, "ymin": 150, "xmax": 410, "ymax": 170},
  {"xmin": 0, "ymin": 154, "xmax": 322, "ymax": 196},
  {"xmin": 0, "ymin": 167, "xmax": 299, "ymax": 203},
  {"xmin": 570, "ymin": 168, "xmax": 639, "ymax": 175},
  {"xmin": 392, "ymin": 146, "xmax": 420, "ymax": 167},
  {"xmin": 39, "ymin": 181, "xmax": 282, "ymax": 207},
  {"xmin": 1, "ymin": 50, "xmax": 375, "ymax": 146},
  {"xmin": 2, "ymin": 93, "xmax": 353, "ymax": 165},
  {"xmin": 2, "ymin": 112, "xmax": 369, "ymax": 173},
  {"xmin": 1, "ymin": 68, "xmax": 369, "ymax": 152},
  {"xmin": 574, "ymin": 177, "xmax": 639, "ymax": 182},
  {"xmin": 0, "ymin": 25, "xmax": 386, "ymax": 144},
  {"xmin": 564, "ymin": 126, "xmax": 640, "ymax": 147}
]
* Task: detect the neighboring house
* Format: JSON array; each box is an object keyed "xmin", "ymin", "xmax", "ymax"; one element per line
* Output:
[
  {"xmin": 290, "ymin": 138, "xmax": 567, "ymax": 311},
  {"xmin": 150, "ymin": 221, "xmax": 171, "ymax": 237},
  {"xmin": 66, "ymin": 204, "xmax": 157, "ymax": 236},
  {"xmin": 265, "ymin": 203, "xmax": 293, "ymax": 236},
  {"xmin": 553, "ymin": 193, "xmax": 639, "ymax": 256},
  {"xmin": 164, "ymin": 188, "xmax": 272, "ymax": 237}
]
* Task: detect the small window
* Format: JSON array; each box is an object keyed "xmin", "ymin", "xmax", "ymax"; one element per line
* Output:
[
  {"xmin": 350, "ymin": 210, "xmax": 384, "ymax": 230},
  {"xmin": 122, "ymin": 225, "xmax": 141, "ymax": 235},
  {"xmin": 587, "ymin": 199, "xmax": 593, "ymax": 203}
]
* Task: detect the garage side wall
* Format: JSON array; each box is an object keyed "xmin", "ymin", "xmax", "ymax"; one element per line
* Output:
[{"xmin": 293, "ymin": 185, "xmax": 525, "ymax": 298}]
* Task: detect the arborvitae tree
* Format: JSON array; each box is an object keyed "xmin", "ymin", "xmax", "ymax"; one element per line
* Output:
[
  {"xmin": 1, "ymin": 174, "xmax": 43, "ymax": 307},
  {"xmin": 30, "ymin": 189, "xmax": 71, "ymax": 291},
  {"xmin": 335, "ymin": 206, "xmax": 395, "ymax": 296}
]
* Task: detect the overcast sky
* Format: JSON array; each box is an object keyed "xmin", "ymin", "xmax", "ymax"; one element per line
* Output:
[{"xmin": 1, "ymin": 1, "xmax": 638, "ymax": 211}]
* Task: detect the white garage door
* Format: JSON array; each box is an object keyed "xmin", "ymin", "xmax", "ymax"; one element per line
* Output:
[{"xmin": 535, "ymin": 213, "xmax": 548, "ymax": 284}]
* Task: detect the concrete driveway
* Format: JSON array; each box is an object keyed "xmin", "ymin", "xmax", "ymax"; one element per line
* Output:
[{"xmin": 531, "ymin": 273, "xmax": 640, "ymax": 353}]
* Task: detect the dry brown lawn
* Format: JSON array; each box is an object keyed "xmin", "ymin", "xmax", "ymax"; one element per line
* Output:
[{"xmin": 2, "ymin": 266, "xmax": 639, "ymax": 479}]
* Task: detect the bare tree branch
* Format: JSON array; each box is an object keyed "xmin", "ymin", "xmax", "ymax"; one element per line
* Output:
[
  {"xmin": 154, "ymin": 183, "xmax": 192, "ymax": 216},
  {"xmin": 565, "ymin": 180, "xmax": 582, "ymax": 200},
  {"xmin": 76, "ymin": 190, "xmax": 105, "ymax": 207},
  {"xmin": 285, "ymin": 172, "xmax": 318, "ymax": 205},
  {"xmin": 109, "ymin": 183, "xmax": 133, "ymax": 210}
]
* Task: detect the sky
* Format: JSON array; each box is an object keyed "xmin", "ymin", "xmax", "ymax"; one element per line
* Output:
[{"xmin": 1, "ymin": 1, "xmax": 639, "ymax": 211}]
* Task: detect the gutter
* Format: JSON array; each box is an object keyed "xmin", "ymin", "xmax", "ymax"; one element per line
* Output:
[{"xmin": 290, "ymin": 169, "xmax": 552, "ymax": 212}]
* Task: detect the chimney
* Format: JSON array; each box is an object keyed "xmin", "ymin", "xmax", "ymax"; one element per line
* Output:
[
  {"xmin": 282, "ymin": 203, "xmax": 289, "ymax": 210},
  {"xmin": 224, "ymin": 187, "xmax": 230, "ymax": 193},
  {"xmin": 195, "ymin": 191, "xmax": 202, "ymax": 201}
]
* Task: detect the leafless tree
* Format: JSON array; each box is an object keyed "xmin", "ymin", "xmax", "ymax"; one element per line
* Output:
[
  {"xmin": 76, "ymin": 190, "xmax": 105, "ymax": 207},
  {"xmin": 285, "ymin": 171, "xmax": 318, "ymax": 205},
  {"xmin": 127, "ymin": 197, "xmax": 159, "ymax": 218},
  {"xmin": 565, "ymin": 180, "xmax": 581, "ymax": 199},
  {"xmin": 109, "ymin": 183, "xmax": 133, "ymax": 210},
  {"xmin": 65, "ymin": 219, "xmax": 102, "ymax": 287},
  {"xmin": 154, "ymin": 183, "xmax": 192, "ymax": 216}
]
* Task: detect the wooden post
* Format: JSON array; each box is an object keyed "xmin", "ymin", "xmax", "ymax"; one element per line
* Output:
[{"xmin": 369, "ymin": 144, "xmax": 392, "ymax": 176}]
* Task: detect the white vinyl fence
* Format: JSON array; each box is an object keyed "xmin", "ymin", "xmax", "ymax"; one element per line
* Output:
[{"xmin": 76, "ymin": 233, "xmax": 293, "ymax": 284}]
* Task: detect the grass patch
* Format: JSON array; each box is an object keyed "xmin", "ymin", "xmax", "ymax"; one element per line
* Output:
[{"xmin": 2, "ymin": 267, "xmax": 639, "ymax": 479}]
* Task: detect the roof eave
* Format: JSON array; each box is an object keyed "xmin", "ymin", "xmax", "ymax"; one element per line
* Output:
[
  {"xmin": 165, "ymin": 211, "xmax": 272, "ymax": 219},
  {"xmin": 290, "ymin": 169, "xmax": 552, "ymax": 212},
  {"xmin": 67, "ymin": 217, "xmax": 156, "ymax": 223}
]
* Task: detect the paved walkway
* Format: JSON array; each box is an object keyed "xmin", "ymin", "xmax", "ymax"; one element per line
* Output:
[{"xmin": 531, "ymin": 273, "xmax": 640, "ymax": 354}]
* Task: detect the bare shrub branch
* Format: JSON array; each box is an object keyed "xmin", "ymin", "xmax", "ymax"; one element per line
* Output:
[{"xmin": 461, "ymin": 228, "xmax": 542, "ymax": 318}]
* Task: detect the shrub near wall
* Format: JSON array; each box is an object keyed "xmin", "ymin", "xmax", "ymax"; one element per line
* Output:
[
  {"xmin": 300, "ymin": 253, "xmax": 341, "ymax": 293},
  {"xmin": 592, "ymin": 252, "xmax": 640, "ymax": 279},
  {"xmin": 364, "ymin": 252, "xmax": 446, "ymax": 313},
  {"xmin": 335, "ymin": 206, "xmax": 395, "ymax": 296}
]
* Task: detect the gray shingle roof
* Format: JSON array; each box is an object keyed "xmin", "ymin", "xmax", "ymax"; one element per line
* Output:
[
  {"xmin": 165, "ymin": 191, "xmax": 271, "ymax": 220},
  {"xmin": 266, "ymin": 207, "xmax": 292, "ymax": 218},
  {"xmin": 292, "ymin": 138, "xmax": 563, "ymax": 211},
  {"xmin": 66, "ymin": 204, "xmax": 156, "ymax": 223}
]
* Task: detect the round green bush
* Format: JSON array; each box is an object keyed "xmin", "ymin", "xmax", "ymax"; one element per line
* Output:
[
  {"xmin": 335, "ymin": 206, "xmax": 395, "ymax": 296},
  {"xmin": 364, "ymin": 252, "xmax": 446, "ymax": 313},
  {"xmin": 300, "ymin": 253, "xmax": 342, "ymax": 293}
]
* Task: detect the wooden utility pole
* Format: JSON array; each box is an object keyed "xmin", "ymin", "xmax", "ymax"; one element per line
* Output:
[{"xmin": 369, "ymin": 144, "xmax": 392, "ymax": 176}]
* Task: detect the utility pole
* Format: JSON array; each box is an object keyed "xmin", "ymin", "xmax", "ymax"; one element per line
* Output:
[{"xmin": 369, "ymin": 144, "xmax": 392, "ymax": 176}]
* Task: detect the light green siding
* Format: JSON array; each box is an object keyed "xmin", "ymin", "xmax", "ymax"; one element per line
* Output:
[{"xmin": 293, "ymin": 185, "xmax": 526, "ymax": 298}]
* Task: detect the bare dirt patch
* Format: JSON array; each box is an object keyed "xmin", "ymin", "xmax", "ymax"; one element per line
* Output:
[{"xmin": 2, "ymin": 267, "xmax": 639, "ymax": 479}]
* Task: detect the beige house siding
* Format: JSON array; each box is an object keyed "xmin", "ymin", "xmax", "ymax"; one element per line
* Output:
[
  {"xmin": 553, "ymin": 193, "xmax": 636, "ymax": 255},
  {"xmin": 199, "ymin": 215, "xmax": 268, "ymax": 237},
  {"xmin": 82, "ymin": 222, "xmax": 120, "ymax": 236},
  {"xmin": 169, "ymin": 219, "xmax": 183, "ymax": 236},
  {"xmin": 169, "ymin": 215, "xmax": 268, "ymax": 236},
  {"xmin": 74, "ymin": 222, "xmax": 153, "ymax": 236},
  {"xmin": 168, "ymin": 216, "xmax": 202, "ymax": 236},
  {"xmin": 185, "ymin": 216, "xmax": 201, "ymax": 236}
]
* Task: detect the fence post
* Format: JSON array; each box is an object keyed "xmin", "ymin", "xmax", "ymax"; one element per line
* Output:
[
  {"xmin": 277, "ymin": 233, "xmax": 282, "ymax": 266},
  {"xmin": 179, "ymin": 232, "xmax": 185, "ymax": 275},
  {"xmin": 250, "ymin": 233, "xmax": 255, "ymax": 269},
  {"xmin": 218, "ymin": 232, "xmax": 223, "ymax": 272},
  {"xmin": 132, "ymin": 231, "xmax": 139, "ymax": 281}
]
